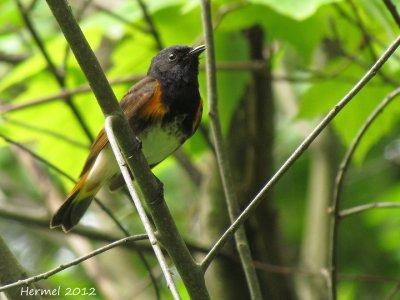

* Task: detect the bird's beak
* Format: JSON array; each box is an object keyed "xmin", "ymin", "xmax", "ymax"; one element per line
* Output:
[{"xmin": 188, "ymin": 45, "xmax": 206, "ymax": 57}]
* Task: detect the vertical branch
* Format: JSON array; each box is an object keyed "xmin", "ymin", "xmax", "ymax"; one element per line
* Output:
[
  {"xmin": 44, "ymin": 1, "xmax": 209, "ymax": 298},
  {"xmin": 0, "ymin": 236, "xmax": 42, "ymax": 300},
  {"xmin": 329, "ymin": 87, "xmax": 400, "ymax": 300},
  {"xmin": 14, "ymin": 0, "xmax": 94, "ymax": 142},
  {"xmin": 199, "ymin": 1, "xmax": 262, "ymax": 299}
]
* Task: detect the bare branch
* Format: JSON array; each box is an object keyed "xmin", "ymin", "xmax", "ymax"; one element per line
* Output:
[
  {"xmin": 1, "ymin": 63, "xmax": 323, "ymax": 115},
  {"xmin": 14, "ymin": 0, "xmax": 94, "ymax": 142},
  {"xmin": 199, "ymin": 1, "xmax": 262, "ymax": 299},
  {"xmin": 135, "ymin": 0, "xmax": 163, "ymax": 50},
  {"xmin": 0, "ymin": 74, "xmax": 144, "ymax": 114},
  {"xmin": 2, "ymin": 116, "xmax": 89, "ymax": 149},
  {"xmin": 339, "ymin": 202, "xmax": 400, "ymax": 218},
  {"xmin": 385, "ymin": 282, "xmax": 400, "ymax": 300},
  {"xmin": 383, "ymin": 0, "xmax": 400, "ymax": 28},
  {"xmin": 0, "ymin": 234, "xmax": 148, "ymax": 293},
  {"xmin": 174, "ymin": 149, "xmax": 203, "ymax": 186},
  {"xmin": 202, "ymin": 36, "xmax": 400, "ymax": 275},
  {"xmin": 0, "ymin": 51, "xmax": 28, "ymax": 64},
  {"xmin": 105, "ymin": 116, "xmax": 180, "ymax": 299},
  {"xmin": 329, "ymin": 87, "xmax": 400, "ymax": 299},
  {"xmin": 92, "ymin": 2, "xmax": 148, "ymax": 32}
]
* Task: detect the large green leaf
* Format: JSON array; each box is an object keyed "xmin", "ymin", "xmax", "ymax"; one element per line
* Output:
[{"xmin": 217, "ymin": 4, "xmax": 328, "ymax": 60}]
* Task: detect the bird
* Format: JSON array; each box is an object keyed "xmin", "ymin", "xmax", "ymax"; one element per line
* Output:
[{"xmin": 50, "ymin": 44, "xmax": 205, "ymax": 232}]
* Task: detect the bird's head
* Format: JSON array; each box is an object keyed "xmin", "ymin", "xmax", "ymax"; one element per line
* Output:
[{"xmin": 148, "ymin": 45, "xmax": 205, "ymax": 84}]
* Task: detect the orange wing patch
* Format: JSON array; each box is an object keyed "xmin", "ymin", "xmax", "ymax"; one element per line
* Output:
[
  {"xmin": 192, "ymin": 98, "xmax": 203, "ymax": 133},
  {"xmin": 139, "ymin": 83, "xmax": 168, "ymax": 120}
]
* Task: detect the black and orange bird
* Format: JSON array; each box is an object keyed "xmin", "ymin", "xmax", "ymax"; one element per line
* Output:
[{"xmin": 51, "ymin": 45, "xmax": 205, "ymax": 232}]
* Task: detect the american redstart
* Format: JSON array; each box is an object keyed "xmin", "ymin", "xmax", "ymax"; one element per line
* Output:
[{"xmin": 50, "ymin": 45, "xmax": 205, "ymax": 232}]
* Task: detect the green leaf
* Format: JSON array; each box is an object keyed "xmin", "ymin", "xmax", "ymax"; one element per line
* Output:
[
  {"xmin": 249, "ymin": 0, "xmax": 342, "ymax": 20},
  {"xmin": 217, "ymin": 4, "xmax": 328, "ymax": 60},
  {"xmin": 0, "ymin": 26, "xmax": 104, "ymax": 92},
  {"xmin": 298, "ymin": 62, "xmax": 399, "ymax": 162}
]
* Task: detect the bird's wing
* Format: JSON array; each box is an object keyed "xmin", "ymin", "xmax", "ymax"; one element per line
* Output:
[{"xmin": 79, "ymin": 76, "xmax": 164, "ymax": 177}]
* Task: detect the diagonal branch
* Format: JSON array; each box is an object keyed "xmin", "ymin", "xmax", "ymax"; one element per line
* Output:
[
  {"xmin": 383, "ymin": 0, "xmax": 400, "ymax": 28},
  {"xmin": 44, "ymin": 1, "xmax": 209, "ymax": 298},
  {"xmin": 14, "ymin": 0, "xmax": 94, "ymax": 142},
  {"xmin": 135, "ymin": 0, "xmax": 163, "ymax": 50},
  {"xmin": 0, "ymin": 234, "xmax": 148, "ymax": 293},
  {"xmin": 0, "ymin": 132, "xmax": 130, "ymax": 246},
  {"xmin": 201, "ymin": 36, "xmax": 400, "ymax": 274},
  {"xmin": 105, "ymin": 116, "xmax": 180, "ymax": 299},
  {"xmin": 329, "ymin": 86, "xmax": 400, "ymax": 299},
  {"xmin": 199, "ymin": 1, "xmax": 262, "ymax": 299}
]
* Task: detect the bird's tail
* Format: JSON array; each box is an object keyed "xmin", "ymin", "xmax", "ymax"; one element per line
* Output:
[{"xmin": 50, "ymin": 173, "xmax": 98, "ymax": 232}]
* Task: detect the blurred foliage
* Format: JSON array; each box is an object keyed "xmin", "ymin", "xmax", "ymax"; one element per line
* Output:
[{"xmin": 0, "ymin": 0, "xmax": 399, "ymax": 299}]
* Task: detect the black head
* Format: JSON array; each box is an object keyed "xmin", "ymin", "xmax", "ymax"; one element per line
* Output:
[{"xmin": 148, "ymin": 45, "xmax": 205, "ymax": 84}]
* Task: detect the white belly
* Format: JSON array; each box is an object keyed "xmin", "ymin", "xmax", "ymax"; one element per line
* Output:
[{"xmin": 139, "ymin": 122, "xmax": 183, "ymax": 165}]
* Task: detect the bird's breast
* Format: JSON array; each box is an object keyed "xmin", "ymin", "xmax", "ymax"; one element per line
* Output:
[{"xmin": 139, "ymin": 119, "xmax": 185, "ymax": 165}]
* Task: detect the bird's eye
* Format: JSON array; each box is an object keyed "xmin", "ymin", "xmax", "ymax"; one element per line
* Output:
[{"xmin": 168, "ymin": 53, "xmax": 177, "ymax": 61}]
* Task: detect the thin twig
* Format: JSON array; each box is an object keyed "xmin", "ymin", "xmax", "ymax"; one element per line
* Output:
[
  {"xmin": 135, "ymin": 0, "xmax": 163, "ymax": 50},
  {"xmin": 0, "ymin": 132, "xmax": 129, "ymax": 237},
  {"xmin": 385, "ymin": 282, "xmax": 400, "ymax": 300},
  {"xmin": 201, "ymin": 36, "xmax": 400, "ymax": 273},
  {"xmin": 329, "ymin": 87, "xmax": 400, "ymax": 299},
  {"xmin": 1, "ymin": 63, "xmax": 326, "ymax": 115},
  {"xmin": 0, "ymin": 51, "xmax": 28, "ymax": 64},
  {"xmin": 105, "ymin": 116, "xmax": 180, "ymax": 300},
  {"xmin": 14, "ymin": 0, "xmax": 94, "ymax": 142},
  {"xmin": 2, "ymin": 116, "xmax": 89, "ymax": 149},
  {"xmin": 199, "ymin": 1, "xmax": 262, "ymax": 299},
  {"xmin": 1, "ymin": 206, "xmax": 398, "ymax": 286},
  {"xmin": 62, "ymin": 0, "xmax": 94, "ymax": 72},
  {"xmin": 339, "ymin": 201, "xmax": 400, "ymax": 218},
  {"xmin": 0, "ymin": 74, "xmax": 144, "ymax": 114},
  {"xmin": 383, "ymin": 0, "xmax": 400, "ymax": 28},
  {"xmin": 348, "ymin": 0, "xmax": 378, "ymax": 61},
  {"xmin": 0, "ymin": 234, "xmax": 148, "ymax": 293},
  {"xmin": 174, "ymin": 149, "xmax": 203, "ymax": 186},
  {"xmin": 44, "ymin": 1, "xmax": 209, "ymax": 298},
  {"xmin": 92, "ymin": 2, "xmax": 147, "ymax": 32}
]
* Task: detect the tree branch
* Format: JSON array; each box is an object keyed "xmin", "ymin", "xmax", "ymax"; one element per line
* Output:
[
  {"xmin": 2, "ymin": 116, "xmax": 89, "ymax": 149},
  {"xmin": 202, "ymin": 36, "xmax": 400, "ymax": 276},
  {"xmin": 105, "ymin": 116, "xmax": 180, "ymax": 299},
  {"xmin": 383, "ymin": 0, "xmax": 400, "ymax": 28},
  {"xmin": 92, "ymin": 2, "xmax": 148, "ymax": 32},
  {"xmin": 44, "ymin": 1, "xmax": 209, "ymax": 298},
  {"xmin": 329, "ymin": 87, "xmax": 400, "ymax": 299},
  {"xmin": 339, "ymin": 202, "xmax": 400, "ymax": 218},
  {"xmin": 135, "ymin": 0, "xmax": 163, "ymax": 50},
  {"xmin": 0, "ymin": 234, "xmax": 148, "ymax": 293},
  {"xmin": 14, "ymin": 0, "xmax": 94, "ymax": 142},
  {"xmin": 199, "ymin": 1, "xmax": 262, "ymax": 299}
]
